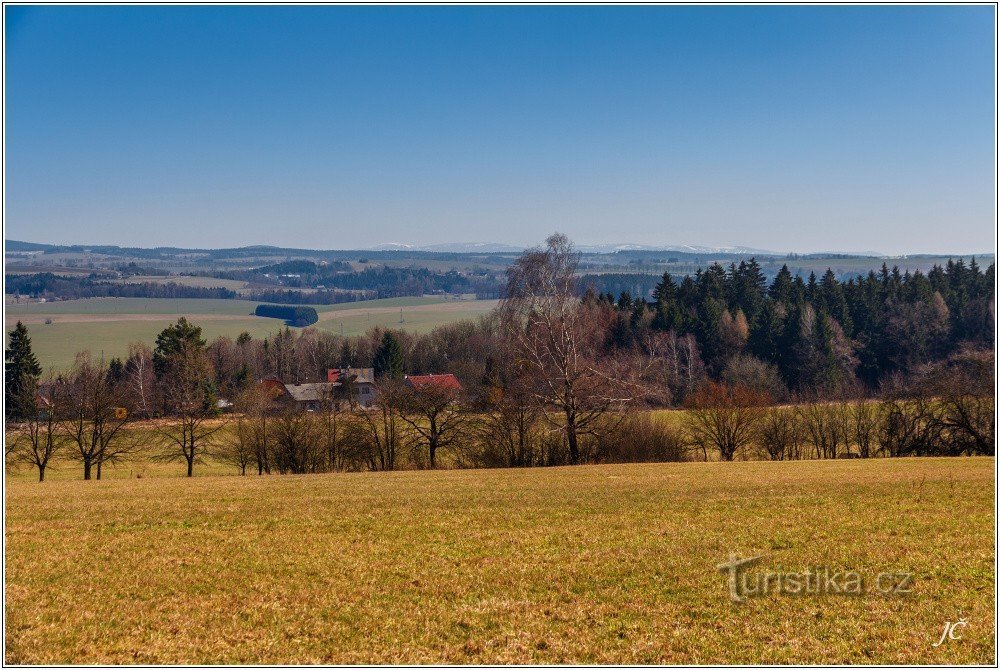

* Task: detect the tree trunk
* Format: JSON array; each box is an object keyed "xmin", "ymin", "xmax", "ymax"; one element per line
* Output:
[
  {"xmin": 428, "ymin": 440, "xmax": 437, "ymax": 469},
  {"xmin": 38, "ymin": 464, "xmax": 46, "ymax": 482},
  {"xmin": 96, "ymin": 458, "xmax": 103, "ymax": 480},
  {"xmin": 566, "ymin": 421, "xmax": 579, "ymax": 464},
  {"xmin": 83, "ymin": 458, "xmax": 92, "ymax": 480},
  {"xmin": 187, "ymin": 433, "xmax": 195, "ymax": 477}
]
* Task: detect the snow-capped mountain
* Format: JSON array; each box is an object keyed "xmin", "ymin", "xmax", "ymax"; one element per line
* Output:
[{"xmin": 368, "ymin": 242, "xmax": 782, "ymax": 255}]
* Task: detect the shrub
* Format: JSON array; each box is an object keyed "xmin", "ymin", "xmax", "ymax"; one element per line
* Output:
[
  {"xmin": 594, "ymin": 413, "xmax": 688, "ymax": 463},
  {"xmin": 253, "ymin": 304, "xmax": 319, "ymax": 327}
]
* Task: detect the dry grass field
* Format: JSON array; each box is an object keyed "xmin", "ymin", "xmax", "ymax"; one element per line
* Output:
[{"xmin": 5, "ymin": 457, "xmax": 995, "ymax": 664}]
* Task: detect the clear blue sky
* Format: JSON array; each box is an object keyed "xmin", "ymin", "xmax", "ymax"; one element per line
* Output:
[{"xmin": 4, "ymin": 5, "xmax": 995, "ymax": 254}]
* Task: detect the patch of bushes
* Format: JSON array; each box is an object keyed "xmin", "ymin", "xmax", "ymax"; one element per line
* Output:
[
  {"xmin": 593, "ymin": 413, "xmax": 688, "ymax": 463},
  {"xmin": 253, "ymin": 304, "xmax": 319, "ymax": 327}
]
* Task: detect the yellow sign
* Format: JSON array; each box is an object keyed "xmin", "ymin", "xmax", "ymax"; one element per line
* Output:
[{"xmin": 114, "ymin": 407, "xmax": 128, "ymax": 420}]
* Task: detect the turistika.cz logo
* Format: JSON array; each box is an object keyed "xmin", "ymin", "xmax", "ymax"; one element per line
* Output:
[{"xmin": 716, "ymin": 554, "xmax": 913, "ymax": 603}]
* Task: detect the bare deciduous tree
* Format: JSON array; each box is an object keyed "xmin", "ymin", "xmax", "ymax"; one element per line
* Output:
[
  {"xmin": 234, "ymin": 384, "xmax": 276, "ymax": 475},
  {"xmin": 220, "ymin": 413, "xmax": 257, "ymax": 476},
  {"xmin": 797, "ymin": 398, "xmax": 851, "ymax": 459},
  {"xmin": 271, "ymin": 409, "xmax": 323, "ymax": 474},
  {"xmin": 398, "ymin": 379, "xmax": 467, "ymax": 468},
  {"xmin": 477, "ymin": 368, "xmax": 541, "ymax": 468},
  {"xmin": 348, "ymin": 380, "xmax": 407, "ymax": 471},
  {"xmin": 152, "ymin": 341, "xmax": 227, "ymax": 477},
  {"xmin": 125, "ymin": 342, "xmax": 155, "ymax": 419},
  {"xmin": 499, "ymin": 233, "xmax": 640, "ymax": 464},
  {"xmin": 757, "ymin": 406, "xmax": 804, "ymax": 461},
  {"xmin": 9, "ymin": 376, "xmax": 64, "ymax": 481},
  {"xmin": 850, "ymin": 400, "xmax": 880, "ymax": 459},
  {"xmin": 60, "ymin": 353, "xmax": 137, "ymax": 480},
  {"xmin": 685, "ymin": 382, "xmax": 769, "ymax": 461}
]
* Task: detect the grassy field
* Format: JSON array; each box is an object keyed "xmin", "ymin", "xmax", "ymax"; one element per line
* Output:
[
  {"xmin": 4, "ymin": 296, "xmax": 497, "ymax": 371},
  {"xmin": 4, "ymin": 458, "xmax": 994, "ymax": 664}
]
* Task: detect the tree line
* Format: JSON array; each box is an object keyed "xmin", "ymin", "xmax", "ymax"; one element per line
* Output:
[
  {"xmin": 5, "ymin": 234, "xmax": 994, "ymax": 480},
  {"xmin": 5, "ymin": 273, "xmax": 239, "ymax": 300}
]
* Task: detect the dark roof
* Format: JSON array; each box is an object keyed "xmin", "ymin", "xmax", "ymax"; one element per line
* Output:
[{"xmin": 284, "ymin": 382, "xmax": 338, "ymax": 403}]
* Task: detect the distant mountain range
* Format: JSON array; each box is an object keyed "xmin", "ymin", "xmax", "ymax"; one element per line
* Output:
[
  {"xmin": 370, "ymin": 242, "xmax": 786, "ymax": 255},
  {"xmin": 7, "ymin": 239, "xmax": 992, "ymax": 259}
]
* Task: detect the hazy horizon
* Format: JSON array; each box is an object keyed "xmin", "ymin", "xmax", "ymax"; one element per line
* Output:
[{"xmin": 5, "ymin": 6, "xmax": 996, "ymax": 255}]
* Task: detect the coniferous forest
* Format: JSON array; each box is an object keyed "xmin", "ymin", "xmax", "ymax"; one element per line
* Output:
[{"xmin": 594, "ymin": 257, "xmax": 993, "ymax": 396}]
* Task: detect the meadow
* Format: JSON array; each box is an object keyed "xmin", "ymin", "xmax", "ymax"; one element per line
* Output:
[
  {"xmin": 4, "ymin": 457, "xmax": 994, "ymax": 664},
  {"xmin": 4, "ymin": 296, "xmax": 497, "ymax": 371}
]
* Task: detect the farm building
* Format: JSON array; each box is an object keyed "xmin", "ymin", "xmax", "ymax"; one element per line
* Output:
[{"xmin": 262, "ymin": 368, "xmax": 377, "ymax": 410}]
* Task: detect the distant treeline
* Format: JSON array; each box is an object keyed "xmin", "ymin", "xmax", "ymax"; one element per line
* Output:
[
  {"xmin": 579, "ymin": 274, "xmax": 662, "ymax": 301},
  {"xmin": 244, "ymin": 289, "xmax": 369, "ymax": 305},
  {"xmin": 218, "ymin": 261, "xmax": 502, "ymax": 299},
  {"xmin": 5, "ymin": 270, "xmax": 498, "ymax": 304},
  {"xmin": 5, "ymin": 274, "xmax": 238, "ymax": 300},
  {"xmin": 254, "ymin": 304, "xmax": 319, "ymax": 327}
]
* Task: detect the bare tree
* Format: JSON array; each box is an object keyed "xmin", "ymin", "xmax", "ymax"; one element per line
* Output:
[
  {"xmin": 398, "ymin": 379, "xmax": 467, "ymax": 468},
  {"xmin": 152, "ymin": 341, "xmax": 227, "ymax": 476},
  {"xmin": 60, "ymin": 352, "xmax": 137, "ymax": 480},
  {"xmin": 9, "ymin": 376, "xmax": 64, "ymax": 481},
  {"xmin": 270, "ymin": 409, "xmax": 323, "ymax": 474},
  {"xmin": 315, "ymin": 378, "xmax": 353, "ymax": 471},
  {"xmin": 349, "ymin": 379, "xmax": 407, "ymax": 471},
  {"xmin": 685, "ymin": 382, "xmax": 769, "ymax": 461},
  {"xmin": 220, "ymin": 413, "xmax": 257, "ymax": 475},
  {"xmin": 125, "ymin": 342, "xmax": 155, "ymax": 418},
  {"xmin": 850, "ymin": 400, "xmax": 880, "ymax": 459},
  {"xmin": 797, "ymin": 399, "xmax": 851, "ymax": 459},
  {"xmin": 927, "ymin": 349, "xmax": 995, "ymax": 456},
  {"xmin": 757, "ymin": 406, "xmax": 804, "ymax": 461},
  {"xmin": 234, "ymin": 384, "xmax": 275, "ymax": 475},
  {"xmin": 499, "ymin": 233, "xmax": 639, "ymax": 464},
  {"xmin": 643, "ymin": 330, "xmax": 706, "ymax": 405},
  {"xmin": 477, "ymin": 370, "xmax": 541, "ymax": 467}
]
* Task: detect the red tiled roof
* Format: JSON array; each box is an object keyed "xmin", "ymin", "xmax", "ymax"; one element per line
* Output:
[{"xmin": 405, "ymin": 374, "xmax": 462, "ymax": 392}]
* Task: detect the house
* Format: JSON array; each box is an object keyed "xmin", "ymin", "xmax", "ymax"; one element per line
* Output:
[
  {"xmin": 404, "ymin": 374, "xmax": 462, "ymax": 393},
  {"xmin": 282, "ymin": 382, "xmax": 340, "ymax": 412},
  {"xmin": 262, "ymin": 368, "xmax": 378, "ymax": 411},
  {"xmin": 327, "ymin": 368, "xmax": 377, "ymax": 407}
]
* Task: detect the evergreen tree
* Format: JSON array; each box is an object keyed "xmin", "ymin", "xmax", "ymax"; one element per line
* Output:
[
  {"xmin": 652, "ymin": 272, "xmax": 682, "ymax": 331},
  {"xmin": 153, "ymin": 317, "xmax": 207, "ymax": 377},
  {"xmin": 819, "ymin": 269, "xmax": 853, "ymax": 335},
  {"xmin": 373, "ymin": 331, "xmax": 404, "ymax": 380},
  {"xmin": 5, "ymin": 321, "xmax": 42, "ymax": 419},
  {"xmin": 768, "ymin": 265, "xmax": 795, "ymax": 304},
  {"xmin": 107, "ymin": 357, "xmax": 126, "ymax": 385}
]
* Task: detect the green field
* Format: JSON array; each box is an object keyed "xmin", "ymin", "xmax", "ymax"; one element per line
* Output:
[
  {"xmin": 4, "ymin": 296, "xmax": 497, "ymax": 371},
  {"xmin": 4, "ymin": 458, "xmax": 994, "ymax": 664}
]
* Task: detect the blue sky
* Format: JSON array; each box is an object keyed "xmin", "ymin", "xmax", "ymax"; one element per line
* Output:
[{"xmin": 4, "ymin": 5, "xmax": 995, "ymax": 253}]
